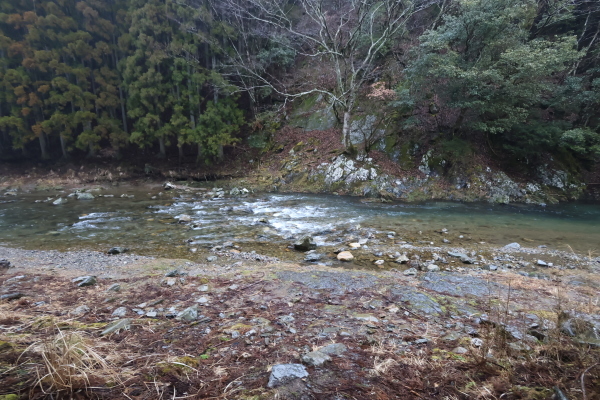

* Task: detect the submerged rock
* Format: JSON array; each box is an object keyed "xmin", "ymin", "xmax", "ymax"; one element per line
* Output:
[
  {"xmin": 52, "ymin": 197, "xmax": 67, "ymax": 205},
  {"xmin": 76, "ymin": 192, "xmax": 95, "ymax": 200},
  {"xmin": 267, "ymin": 364, "xmax": 309, "ymax": 388}
]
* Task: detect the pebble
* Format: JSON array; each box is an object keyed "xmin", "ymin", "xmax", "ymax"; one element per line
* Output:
[{"xmin": 337, "ymin": 251, "xmax": 354, "ymax": 261}]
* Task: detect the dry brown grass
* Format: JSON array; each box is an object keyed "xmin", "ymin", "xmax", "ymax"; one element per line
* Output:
[{"xmin": 26, "ymin": 328, "xmax": 121, "ymax": 396}]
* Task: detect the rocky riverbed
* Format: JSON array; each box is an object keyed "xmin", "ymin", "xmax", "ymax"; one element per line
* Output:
[{"xmin": 1, "ymin": 240, "xmax": 599, "ymax": 399}]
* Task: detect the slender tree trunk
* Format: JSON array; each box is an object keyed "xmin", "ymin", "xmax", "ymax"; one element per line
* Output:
[
  {"xmin": 342, "ymin": 111, "xmax": 352, "ymax": 149},
  {"xmin": 158, "ymin": 137, "xmax": 166, "ymax": 158},
  {"xmin": 60, "ymin": 134, "xmax": 69, "ymax": 159},
  {"xmin": 39, "ymin": 132, "xmax": 49, "ymax": 159},
  {"xmin": 86, "ymin": 121, "xmax": 95, "ymax": 157}
]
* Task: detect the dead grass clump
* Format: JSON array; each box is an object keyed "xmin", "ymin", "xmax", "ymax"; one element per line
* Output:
[{"xmin": 28, "ymin": 328, "xmax": 120, "ymax": 396}]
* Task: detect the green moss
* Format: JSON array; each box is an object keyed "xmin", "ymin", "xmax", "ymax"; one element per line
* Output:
[{"xmin": 0, "ymin": 394, "xmax": 19, "ymax": 400}]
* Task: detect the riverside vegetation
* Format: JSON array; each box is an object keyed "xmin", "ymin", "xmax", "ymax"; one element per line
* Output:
[{"xmin": 1, "ymin": 0, "xmax": 600, "ymax": 398}]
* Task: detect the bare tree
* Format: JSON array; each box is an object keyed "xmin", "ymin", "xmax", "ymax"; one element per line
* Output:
[{"xmin": 212, "ymin": 0, "xmax": 435, "ymax": 149}]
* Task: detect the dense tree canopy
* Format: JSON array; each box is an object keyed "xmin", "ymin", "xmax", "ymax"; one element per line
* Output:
[{"xmin": 0, "ymin": 0, "xmax": 597, "ymax": 169}]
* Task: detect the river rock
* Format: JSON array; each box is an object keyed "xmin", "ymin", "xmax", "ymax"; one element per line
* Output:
[
  {"xmin": 301, "ymin": 351, "xmax": 331, "ymax": 366},
  {"xmin": 374, "ymin": 260, "xmax": 385, "ymax": 266},
  {"xmin": 52, "ymin": 197, "xmax": 67, "ymax": 205},
  {"xmin": 72, "ymin": 276, "xmax": 97, "ymax": 287},
  {"xmin": 294, "ymin": 236, "xmax": 317, "ymax": 252},
  {"xmin": 503, "ymin": 242, "xmax": 521, "ymax": 250},
  {"xmin": 427, "ymin": 264, "xmax": 440, "ymax": 272},
  {"xmin": 267, "ymin": 364, "xmax": 309, "ymax": 388},
  {"xmin": 537, "ymin": 260, "xmax": 548, "ymax": 267},
  {"xmin": 349, "ymin": 242, "xmax": 361, "ymax": 249},
  {"xmin": 76, "ymin": 192, "xmax": 95, "ymax": 200},
  {"xmin": 403, "ymin": 268, "xmax": 418, "ymax": 276},
  {"xmin": 176, "ymin": 306, "xmax": 198, "ymax": 321},
  {"xmin": 395, "ymin": 254, "xmax": 409, "ymax": 264},
  {"xmin": 101, "ymin": 318, "xmax": 132, "ymax": 336},
  {"xmin": 107, "ymin": 247, "xmax": 128, "ymax": 255},
  {"xmin": 206, "ymin": 256, "xmax": 217, "ymax": 262},
  {"xmin": 487, "ymin": 264, "xmax": 499, "ymax": 271},
  {"xmin": 337, "ymin": 251, "xmax": 354, "ymax": 261}
]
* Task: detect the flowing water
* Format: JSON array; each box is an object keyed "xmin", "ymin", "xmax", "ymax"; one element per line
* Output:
[{"xmin": 1, "ymin": 188, "xmax": 599, "ymax": 262}]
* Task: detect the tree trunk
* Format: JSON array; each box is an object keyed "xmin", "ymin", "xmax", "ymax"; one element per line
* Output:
[
  {"xmin": 342, "ymin": 111, "xmax": 352, "ymax": 149},
  {"xmin": 60, "ymin": 135, "xmax": 69, "ymax": 159},
  {"xmin": 39, "ymin": 133, "xmax": 49, "ymax": 159},
  {"xmin": 158, "ymin": 137, "xmax": 166, "ymax": 158}
]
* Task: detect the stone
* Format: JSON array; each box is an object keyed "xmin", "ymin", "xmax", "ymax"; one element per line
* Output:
[
  {"xmin": 72, "ymin": 305, "xmax": 90, "ymax": 316},
  {"xmin": 1, "ymin": 293, "xmax": 25, "ymax": 301},
  {"xmin": 426, "ymin": 264, "xmax": 440, "ymax": 272},
  {"xmin": 267, "ymin": 364, "xmax": 309, "ymax": 388},
  {"xmin": 301, "ymin": 351, "xmax": 331, "ymax": 366},
  {"xmin": 107, "ymin": 247, "xmax": 128, "ymax": 255},
  {"xmin": 165, "ymin": 269, "xmax": 180, "ymax": 277},
  {"xmin": 176, "ymin": 306, "xmax": 198, "ymax": 321},
  {"xmin": 304, "ymin": 252, "xmax": 323, "ymax": 262},
  {"xmin": 403, "ymin": 268, "xmax": 418, "ymax": 276},
  {"xmin": 390, "ymin": 287, "xmax": 442, "ymax": 316},
  {"xmin": 112, "ymin": 307, "xmax": 128, "ymax": 317},
  {"xmin": 145, "ymin": 311, "xmax": 157, "ymax": 318},
  {"xmin": 503, "ymin": 243, "xmax": 521, "ymax": 251},
  {"xmin": 374, "ymin": 259, "xmax": 385, "ymax": 266},
  {"xmin": 196, "ymin": 296, "xmax": 209, "ymax": 304},
  {"xmin": 537, "ymin": 260, "xmax": 548, "ymax": 267},
  {"xmin": 294, "ymin": 236, "xmax": 317, "ymax": 252},
  {"xmin": 487, "ymin": 264, "xmax": 499, "ymax": 271},
  {"xmin": 355, "ymin": 314, "xmax": 379, "ymax": 323},
  {"xmin": 453, "ymin": 347, "xmax": 468, "ymax": 354},
  {"xmin": 76, "ymin": 192, "xmax": 94, "ymax": 200},
  {"xmin": 471, "ymin": 338, "xmax": 484, "ymax": 347},
  {"xmin": 107, "ymin": 283, "xmax": 121, "ymax": 292},
  {"xmin": 52, "ymin": 197, "xmax": 67, "ymax": 205},
  {"xmin": 319, "ymin": 343, "xmax": 347, "ymax": 356},
  {"xmin": 206, "ymin": 256, "xmax": 218, "ymax": 262},
  {"xmin": 337, "ymin": 251, "xmax": 354, "ymax": 261},
  {"xmin": 72, "ymin": 276, "xmax": 97, "ymax": 287},
  {"xmin": 0, "ymin": 259, "xmax": 12, "ymax": 269},
  {"xmin": 198, "ymin": 284, "xmax": 209, "ymax": 292},
  {"xmin": 349, "ymin": 242, "xmax": 361, "ymax": 249},
  {"xmin": 395, "ymin": 254, "xmax": 409, "ymax": 264},
  {"xmin": 101, "ymin": 318, "xmax": 132, "ymax": 336}
]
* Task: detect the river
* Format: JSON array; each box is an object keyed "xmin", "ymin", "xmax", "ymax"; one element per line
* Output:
[{"xmin": 1, "ymin": 188, "xmax": 599, "ymax": 265}]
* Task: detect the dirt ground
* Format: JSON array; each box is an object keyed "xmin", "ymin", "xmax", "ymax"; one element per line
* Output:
[{"xmin": 1, "ymin": 245, "xmax": 599, "ymax": 400}]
